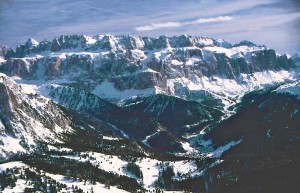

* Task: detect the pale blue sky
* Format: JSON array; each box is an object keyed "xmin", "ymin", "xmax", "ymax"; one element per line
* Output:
[{"xmin": 0, "ymin": 0, "xmax": 299, "ymax": 54}]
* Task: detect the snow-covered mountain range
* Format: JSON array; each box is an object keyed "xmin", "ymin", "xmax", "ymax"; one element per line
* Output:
[
  {"xmin": 1, "ymin": 35, "xmax": 298, "ymax": 110},
  {"xmin": 0, "ymin": 34, "xmax": 300, "ymax": 192}
]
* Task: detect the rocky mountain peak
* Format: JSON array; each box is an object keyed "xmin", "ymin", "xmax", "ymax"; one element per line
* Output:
[
  {"xmin": 292, "ymin": 53, "xmax": 300, "ymax": 59},
  {"xmin": 25, "ymin": 38, "xmax": 39, "ymax": 48},
  {"xmin": 292, "ymin": 52, "xmax": 300, "ymax": 66},
  {"xmin": 233, "ymin": 40, "xmax": 262, "ymax": 48}
]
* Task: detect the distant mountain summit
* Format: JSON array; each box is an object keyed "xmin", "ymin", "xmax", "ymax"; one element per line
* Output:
[{"xmin": 292, "ymin": 52, "xmax": 300, "ymax": 66}]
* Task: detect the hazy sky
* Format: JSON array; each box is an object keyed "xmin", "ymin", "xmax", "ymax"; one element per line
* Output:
[{"xmin": 0, "ymin": 0, "xmax": 299, "ymax": 54}]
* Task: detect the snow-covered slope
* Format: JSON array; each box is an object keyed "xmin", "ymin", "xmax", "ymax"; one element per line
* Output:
[
  {"xmin": 0, "ymin": 73, "xmax": 153, "ymax": 160},
  {"xmin": 0, "ymin": 73, "xmax": 81, "ymax": 159},
  {"xmin": 276, "ymin": 79, "xmax": 300, "ymax": 99}
]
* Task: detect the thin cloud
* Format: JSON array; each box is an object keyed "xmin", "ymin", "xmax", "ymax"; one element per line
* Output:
[
  {"xmin": 190, "ymin": 16, "xmax": 233, "ymax": 24},
  {"xmin": 135, "ymin": 22, "xmax": 181, "ymax": 31},
  {"xmin": 79, "ymin": 3, "xmax": 133, "ymax": 18},
  {"xmin": 135, "ymin": 15, "xmax": 233, "ymax": 31}
]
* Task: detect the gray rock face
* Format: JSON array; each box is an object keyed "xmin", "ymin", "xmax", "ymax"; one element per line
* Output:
[
  {"xmin": 1, "ymin": 58, "xmax": 38, "ymax": 79},
  {"xmin": 0, "ymin": 82, "xmax": 17, "ymax": 119},
  {"xmin": 0, "ymin": 74, "xmax": 75, "ymax": 148},
  {"xmin": 50, "ymin": 35, "xmax": 86, "ymax": 52},
  {"xmin": 44, "ymin": 56, "xmax": 62, "ymax": 77},
  {"xmin": 233, "ymin": 40, "xmax": 259, "ymax": 47},
  {"xmin": 111, "ymin": 71, "xmax": 167, "ymax": 91},
  {"xmin": 0, "ymin": 45, "xmax": 14, "ymax": 59}
]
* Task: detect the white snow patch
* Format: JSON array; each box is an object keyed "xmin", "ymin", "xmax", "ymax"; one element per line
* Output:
[
  {"xmin": 142, "ymin": 132, "xmax": 158, "ymax": 146},
  {"xmin": 2, "ymin": 179, "xmax": 28, "ymax": 193},
  {"xmin": 136, "ymin": 158, "xmax": 160, "ymax": 187},
  {"xmin": 0, "ymin": 119, "xmax": 5, "ymax": 131},
  {"xmin": 54, "ymin": 152, "xmax": 128, "ymax": 176},
  {"xmin": 48, "ymin": 145, "xmax": 73, "ymax": 152},
  {"xmin": 0, "ymin": 135, "xmax": 26, "ymax": 157},
  {"xmin": 170, "ymin": 59, "xmax": 184, "ymax": 66},
  {"xmin": 130, "ymin": 49, "xmax": 147, "ymax": 60},
  {"xmin": 92, "ymin": 80, "xmax": 159, "ymax": 102},
  {"xmin": 179, "ymin": 142, "xmax": 199, "ymax": 155},
  {"xmin": 202, "ymin": 45, "xmax": 265, "ymax": 61},
  {"xmin": 103, "ymin": 136, "xmax": 120, "ymax": 140},
  {"xmin": 203, "ymin": 46, "xmax": 235, "ymax": 57},
  {"xmin": 0, "ymin": 58, "xmax": 6, "ymax": 63},
  {"xmin": 267, "ymin": 128, "xmax": 272, "ymax": 138},
  {"xmin": 171, "ymin": 160, "xmax": 202, "ymax": 179},
  {"xmin": 206, "ymin": 139, "xmax": 242, "ymax": 158},
  {"xmin": 107, "ymin": 123, "xmax": 129, "ymax": 138},
  {"xmin": 0, "ymin": 161, "xmax": 28, "ymax": 172},
  {"xmin": 46, "ymin": 173, "xmax": 129, "ymax": 193},
  {"xmin": 84, "ymin": 35, "xmax": 97, "ymax": 44},
  {"xmin": 291, "ymin": 107, "xmax": 299, "ymax": 118},
  {"xmin": 186, "ymin": 57, "xmax": 201, "ymax": 65}
]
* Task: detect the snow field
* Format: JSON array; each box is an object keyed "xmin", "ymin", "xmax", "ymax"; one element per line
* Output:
[{"xmin": 0, "ymin": 161, "xmax": 129, "ymax": 193}]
